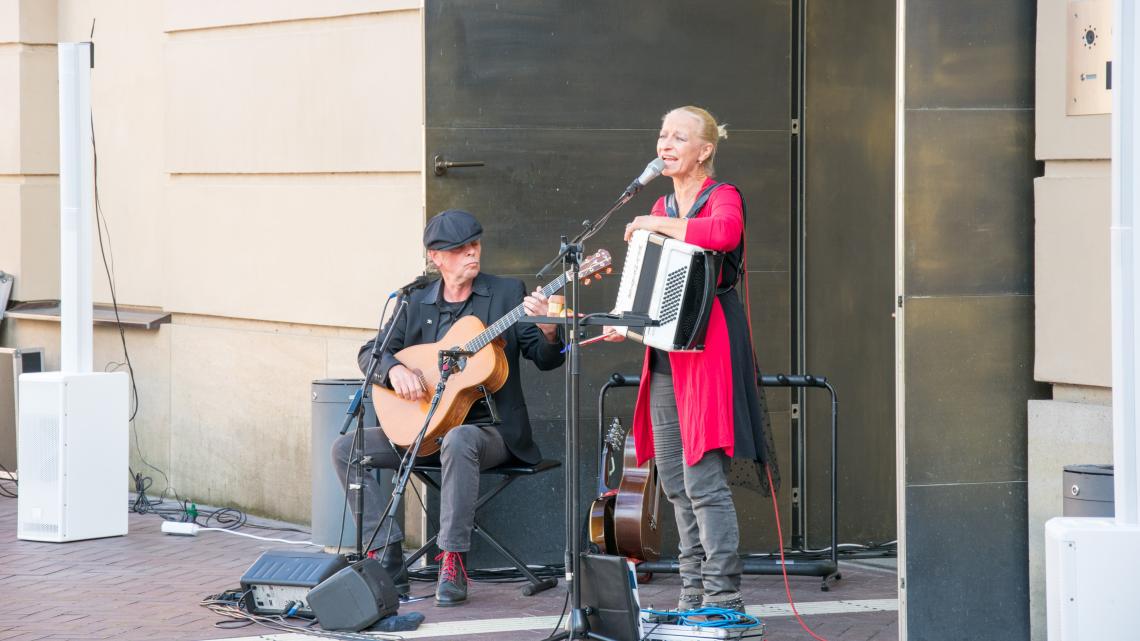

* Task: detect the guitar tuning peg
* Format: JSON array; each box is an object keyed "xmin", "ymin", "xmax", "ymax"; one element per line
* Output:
[
  {"xmin": 594, "ymin": 273, "xmax": 602, "ymax": 280},
  {"xmin": 605, "ymin": 267, "xmax": 613, "ymax": 274},
  {"xmin": 582, "ymin": 278, "xmax": 591, "ymax": 286}
]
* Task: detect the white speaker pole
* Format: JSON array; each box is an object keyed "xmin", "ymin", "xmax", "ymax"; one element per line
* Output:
[
  {"xmin": 16, "ymin": 42, "xmax": 127, "ymax": 543},
  {"xmin": 58, "ymin": 42, "xmax": 94, "ymax": 374}
]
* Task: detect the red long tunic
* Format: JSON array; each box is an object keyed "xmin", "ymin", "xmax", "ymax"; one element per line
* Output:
[{"xmin": 631, "ymin": 179, "xmax": 745, "ymax": 467}]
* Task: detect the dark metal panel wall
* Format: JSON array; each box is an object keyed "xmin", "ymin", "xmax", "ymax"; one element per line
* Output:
[
  {"xmin": 902, "ymin": 1, "xmax": 1046, "ymax": 639},
  {"xmin": 803, "ymin": 0, "xmax": 897, "ymax": 547},
  {"xmin": 424, "ymin": 0, "xmax": 793, "ymax": 566},
  {"xmin": 904, "ymin": 296, "xmax": 1038, "ymax": 634},
  {"xmin": 905, "ymin": 110, "xmax": 1037, "ymax": 295},
  {"xmin": 426, "ymin": 2, "xmax": 790, "ymax": 130}
]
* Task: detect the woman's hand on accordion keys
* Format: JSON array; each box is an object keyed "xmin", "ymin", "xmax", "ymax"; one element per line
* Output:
[
  {"xmin": 624, "ymin": 215, "xmax": 687, "ymax": 242},
  {"xmin": 624, "ymin": 216, "xmax": 652, "ymax": 242}
]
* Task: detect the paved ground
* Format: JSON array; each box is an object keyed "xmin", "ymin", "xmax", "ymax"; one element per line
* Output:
[{"xmin": 0, "ymin": 493, "xmax": 897, "ymax": 640}]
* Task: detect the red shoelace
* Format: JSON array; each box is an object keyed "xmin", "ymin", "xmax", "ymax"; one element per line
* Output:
[{"xmin": 434, "ymin": 551, "xmax": 468, "ymax": 583}]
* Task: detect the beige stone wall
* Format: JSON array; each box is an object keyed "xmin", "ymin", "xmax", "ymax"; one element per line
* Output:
[
  {"xmin": 0, "ymin": 1, "xmax": 426, "ymax": 525},
  {"xmin": 1034, "ymin": 0, "xmax": 1111, "ymax": 386},
  {"xmin": 1027, "ymin": 395, "xmax": 1112, "ymax": 641},
  {"xmin": 0, "ymin": 0, "xmax": 59, "ymax": 302},
  {"xmin": 1034, "ymin": 161, "xmax": 1110, "ymax": 387},
  {"xmin": 1030, "ymin": 2, "xmax": 1115, "ymax": 640}
]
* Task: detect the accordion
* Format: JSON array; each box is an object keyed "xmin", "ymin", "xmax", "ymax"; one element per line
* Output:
[{"xmin": 611, "ymin": 230, "xmax": 722, "ymax": 351}]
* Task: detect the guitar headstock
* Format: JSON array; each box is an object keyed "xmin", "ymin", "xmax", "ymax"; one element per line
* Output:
[{"xmin": 578, "ymin": 249, "xmax": 613, "ymax": 286}]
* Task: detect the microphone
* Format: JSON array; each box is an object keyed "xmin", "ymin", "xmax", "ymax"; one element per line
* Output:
[
  {"xmin": 389, "ymin": 274, "xmax": 433, "ymax": 298},
  {"xmin": 622, "ymin": 157, "xmax": 666, "ymax": 198}
]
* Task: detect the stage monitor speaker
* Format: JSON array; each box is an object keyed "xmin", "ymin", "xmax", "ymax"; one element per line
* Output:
[
  {"xmin": 307, "ymin": 557, "xmax": 399, "ymax": 631},
  {"xmin": 240, "ymin": 550, "xmax": 348, "ymax": 616},
  {"xmin": 580, "ymin": 553, "xmax": 642, "ymax": 641}
]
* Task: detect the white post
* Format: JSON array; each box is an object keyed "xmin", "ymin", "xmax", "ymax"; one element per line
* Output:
[
  {"xmin": 1113, "ymin": 0, "xmax": 1140, "ymax": 526},
  {"xmin": 57, "ymin": 42, "xmax": 94, "ymax": 375}
]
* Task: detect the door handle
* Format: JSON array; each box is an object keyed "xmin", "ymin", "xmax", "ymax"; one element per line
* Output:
[{"xmin": 433, "ymin": 155, "xmax": 485, "ymax": 176}]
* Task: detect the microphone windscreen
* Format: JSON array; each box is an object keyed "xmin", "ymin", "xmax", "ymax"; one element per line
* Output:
[{"xmin": 639, "ymin": 158, "xmax": 665, "ymax": 185}]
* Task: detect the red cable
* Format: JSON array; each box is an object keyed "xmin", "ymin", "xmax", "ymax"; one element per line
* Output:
[
  {"xmin": 767, "ymin": 462, "xmax": 829, "ymax": 641},
  {"xmin": 741, "ymin": 198, "xmax": 827, "ymax": 640}
]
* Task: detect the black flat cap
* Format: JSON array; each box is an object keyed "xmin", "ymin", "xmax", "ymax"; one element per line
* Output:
[{"xmin": 423, "ymin": 209, "xmax": 484, "ymax": 250}]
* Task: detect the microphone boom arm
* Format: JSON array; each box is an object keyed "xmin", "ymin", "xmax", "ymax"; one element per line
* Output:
[
  {"xmin": 536, "ymin": 157, "xmax": 662, "ymax": 278},
  {"xmin": 536, "ymin": 190, "xmax": 635, "ymax": 279}
]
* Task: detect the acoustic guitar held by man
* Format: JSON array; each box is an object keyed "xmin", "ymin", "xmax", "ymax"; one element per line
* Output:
[{"xmin": 330, "ymin": 209, "xmax": 565, "ymax": 607}]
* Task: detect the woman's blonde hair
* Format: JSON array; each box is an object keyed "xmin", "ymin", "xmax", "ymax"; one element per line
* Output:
[{"xmin": 666, "ymin": 106, "xmax": 728, "ymax": 177}]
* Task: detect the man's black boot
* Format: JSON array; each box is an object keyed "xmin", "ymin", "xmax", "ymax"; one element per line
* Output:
[
  {"xmin": 434, "ymin": 551, "xmax": 468, "ymax": 606},
  {"xmin": 371, "ymin": 545, "xmax": 409, "ymax": 596}
]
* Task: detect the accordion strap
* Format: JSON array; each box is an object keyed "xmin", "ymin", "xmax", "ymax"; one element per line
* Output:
[
  {"xmin": 665, "ymin": 181, "xmax": 722, "ymax": 219},
  {"xmin": 665, "ymin": 182, "xmax": 746, "ymax": 296}
]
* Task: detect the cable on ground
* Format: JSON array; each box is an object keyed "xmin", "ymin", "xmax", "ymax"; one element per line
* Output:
[
  {"xmin": 766, "ymin": 462, "xmax": 830, "ymax": 641},
  {"xmin": 200, "ymin": 589, "xmax": 402, "ymax": 640},
  {"xmin": 0, "ymin": 460, "xmax": 16, "ymax": 498}
]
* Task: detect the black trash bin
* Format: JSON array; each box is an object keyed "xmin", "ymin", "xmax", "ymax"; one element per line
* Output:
[{"xmin": 311, "ymin": 379, "xmax": 390, "ymax": 548}]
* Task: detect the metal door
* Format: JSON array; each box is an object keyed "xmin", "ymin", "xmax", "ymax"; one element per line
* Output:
[{"xmin": 424, "ymin": 0, "xmax": 793, "ymax": 565}]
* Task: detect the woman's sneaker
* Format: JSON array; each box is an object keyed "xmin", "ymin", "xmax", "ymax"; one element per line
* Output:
[
  {"xmin": 677, "ymin": 589, "xmax": 704, "ymax": 612},
  {"xmin": 703, "ymin": 592, "xmax": 746, "ymax": 613}
]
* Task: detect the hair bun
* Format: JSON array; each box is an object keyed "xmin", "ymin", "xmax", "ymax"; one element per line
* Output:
[{"xmin": 716, "ymin": 124, "xmax": 729, "ymax": 141}]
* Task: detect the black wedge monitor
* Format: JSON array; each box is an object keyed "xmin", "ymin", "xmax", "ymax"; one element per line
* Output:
[{"xmin": 578, "ymin": 553, "xmax": 641, "ymax": 641}]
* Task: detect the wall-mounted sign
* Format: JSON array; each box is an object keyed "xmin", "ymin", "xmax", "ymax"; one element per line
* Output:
[{"xmin": 1067, "ymin": 0, "xmax": 1112, "ymax": 116}]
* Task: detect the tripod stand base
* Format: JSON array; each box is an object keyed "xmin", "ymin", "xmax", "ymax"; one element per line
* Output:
[
  {"xmin": 544, "ymin": 608, "xmax": 623, "ymax": 641},
  {"xmin": 522, "ymin": 578, "xmax": 559, "ymax": 596}
]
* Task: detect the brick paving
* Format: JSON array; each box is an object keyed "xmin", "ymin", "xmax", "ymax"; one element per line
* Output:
[{"xmin": 0, "ymin": 494, "xmax": 897, "ymax": 640}]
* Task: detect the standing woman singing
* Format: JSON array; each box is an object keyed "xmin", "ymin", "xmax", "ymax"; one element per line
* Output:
[{"xmin": 604, "ymin": 106, "xmax": 779, "ymax": 613}]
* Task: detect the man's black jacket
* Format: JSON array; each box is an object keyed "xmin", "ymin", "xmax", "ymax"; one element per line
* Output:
[{"xmin": 358, "ymin": 272, "xmax": 564, "ymax": 464}]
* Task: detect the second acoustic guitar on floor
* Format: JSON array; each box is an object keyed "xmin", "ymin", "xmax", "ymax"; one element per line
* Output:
[{"xmin": 589, "ymin": 416, "xmax": 663, "ymax": 562}]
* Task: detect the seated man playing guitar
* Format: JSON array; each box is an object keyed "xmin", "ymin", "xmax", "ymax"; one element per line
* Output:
[{"xmin": 331, "ymin": 209, "xmax": 563, "ymax": 607}]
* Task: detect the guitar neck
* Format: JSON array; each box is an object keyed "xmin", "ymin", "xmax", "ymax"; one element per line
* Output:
[{"xmin": 464, "ymin": 274, "xmax": 569, "ymax": 352}]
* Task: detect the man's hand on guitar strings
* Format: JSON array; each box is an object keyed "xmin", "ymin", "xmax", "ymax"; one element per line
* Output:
[
  {"xmin": 389, "ymin": 364, "xmax": 428, "ymax": 402},
  {"xmin": 523, "ymin": 287, "xmax": 559, "ymax": 341}
]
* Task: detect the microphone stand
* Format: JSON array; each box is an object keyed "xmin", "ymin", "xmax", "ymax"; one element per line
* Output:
[
  {"xmin": 339, "ymin": 277, "xmax": 428, "ymax": 561},
  {"xmin": 341, "ymin": 293, "xmax": 410, "ymax": 560},
  {"xmin": 539, "ymin": 186, "xmax": 647, "ymax": 641},
  {"xmin": 363, "ymin": 348, "xmax": 473, "ymax": 556}
]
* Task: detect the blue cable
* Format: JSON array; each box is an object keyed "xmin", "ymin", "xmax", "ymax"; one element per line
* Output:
[{"xmin": 641, "ymin": 606, "xmax": 762, "ymax": 629}]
